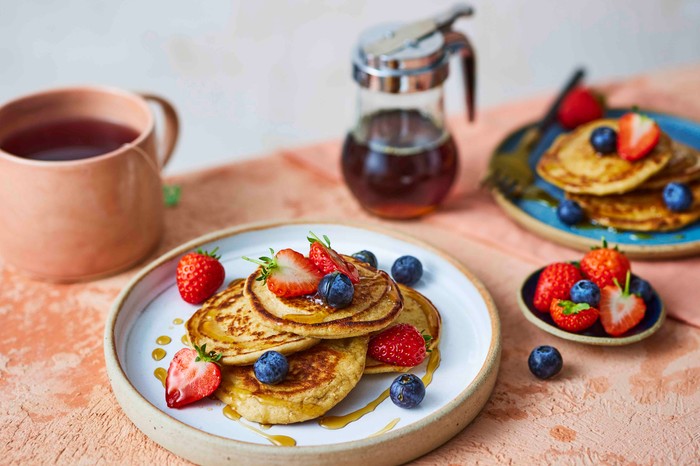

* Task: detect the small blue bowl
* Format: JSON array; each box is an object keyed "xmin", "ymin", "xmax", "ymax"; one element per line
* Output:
[{"xmin": 518, "ymin": 268, "xmax": 665, "ymax": 345}]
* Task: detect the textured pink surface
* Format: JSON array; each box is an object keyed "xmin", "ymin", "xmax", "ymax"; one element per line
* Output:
[{"xmin": 2, "ymin": 65, "xmax": 700, "ymax": 464}]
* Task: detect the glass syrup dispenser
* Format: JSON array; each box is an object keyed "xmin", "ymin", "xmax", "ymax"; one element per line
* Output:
[{"xmin": 342, "ymin": 4, "xmax": 476, "ymax": 219}]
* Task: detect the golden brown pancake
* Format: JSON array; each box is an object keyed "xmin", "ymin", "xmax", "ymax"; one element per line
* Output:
[
  {"xmin": 244, "ymin": 257, "xmax": 403, "ymax": 339},
  {"xmin": 568, "ymin": 181, "xmax": 700, "ymax": 232},
  {"xmin": 364, "ymin": 284, "xmax": 441, "ymax": 374},
  {"xmin": 537, "ymin": 119, "xmax": 673, "ymax": 195},
  {"xmin": 215, "ymin": 337, "xmax": 368, "ymax": 424},
  {"xmin": 186, "ymin": 279, "xmax": 319, "ymax": 365},
  {"xmin": 638, "ymin": 140, "xmax": 700, "ymax": 190}
]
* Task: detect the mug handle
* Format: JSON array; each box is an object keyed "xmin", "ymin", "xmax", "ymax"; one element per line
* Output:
[{"xmin": 139, "ymin": 93, "xmax": 180, "ymax": 169}]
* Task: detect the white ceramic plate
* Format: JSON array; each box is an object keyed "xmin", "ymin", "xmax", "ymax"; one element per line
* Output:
[{"xmin": 104, "ymin": 221, "xmax": 501, "ymax": 465}]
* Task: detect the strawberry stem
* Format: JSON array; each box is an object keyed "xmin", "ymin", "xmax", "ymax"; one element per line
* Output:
[
  {"xmin": 194, "ymin": 344, "xmax": 223, "ymax": 365},
  {"xmin": 612, "ymin": 271, "xmax": 633, "ymax": 297},
  {"xmin": 307, "ymin": 231, "xmax": 331, "ymax": 248},
  {"xmin": 558, "ymin": 300, "xmax": 591, "ymax": 315},
  {"xmin": 196, "ymin": 247, "xmax": 221, "ymax": 260},
  {"xmin": 242, "ymin": 248, "xmax": 277, "ymax": 284}
]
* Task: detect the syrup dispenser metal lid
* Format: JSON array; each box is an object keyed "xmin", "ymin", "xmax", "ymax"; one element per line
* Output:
[{"xmin": 352, "ymin": 4, "xmax": 476, "ymax": 120}]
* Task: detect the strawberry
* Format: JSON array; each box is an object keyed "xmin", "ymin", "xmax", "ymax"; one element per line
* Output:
[
  {"xmin": 243, "ymin": 248, "xmax": 322, "ymax": 298},
  {"xmin": 307, "ymin": 232, "xmax": 360, "ymax": 284},
  {"xmin": 368, "ymin": 323, "xmax": 430, "ymax": 367},
  {"xmin": 550, "ymin": 299, "xmax": 599, "ymax": 333},
  {"xmin": 580, "ymin": 239, "xmax": 631, "ymax": 289},
  {"xmin": 557, "ymin": 87, "xmax": 605, "ymax": 130},
  {"xmin": 599, "ymin": 272, "xmax": 646, "ymax": 336},
  {"xmin": 176, "ymin": 247, "xmax": 225, "ymax": 304},
  {"xmin": 166, "ymin": 344, "xmax": 222, "ymax": 408},
  {"xmin": 533, "ymin": 262, "xmax": 582, "ymax": 313},
  {"xmin": 617, "ymin": 112, "xmax": 660, "ymax": 161}
]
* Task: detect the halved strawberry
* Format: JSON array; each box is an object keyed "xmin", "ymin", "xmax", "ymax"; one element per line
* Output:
[
  {"xmin": 599, "ymin": 272, "xmax": 646, "ymax": 336},
  {"xmin": 243, "ymin": 248, "xmax": 323, "ymax": 298},
  {"xmin": 166, "ymin": 344, "xmax": 222, "ymax": 408},
  {"xmin": 307, "ymin": 232, "xmax": 360, "ymax": 284},
  {"xmin": 617, "ymin": 112, "xmax": 660, "ymax": 161}
]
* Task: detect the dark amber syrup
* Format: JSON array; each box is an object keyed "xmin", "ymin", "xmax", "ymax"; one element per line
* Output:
[{"xmin": 342, "ymin": 109, "xmax": 458, "ymax": 219}]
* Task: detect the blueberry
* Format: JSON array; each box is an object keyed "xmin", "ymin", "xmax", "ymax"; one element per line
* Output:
[
  {"xmin": 629, "ymin": 277, "xmax": 653, "ymax": 303},
  {"xmin": 254, "ymin": 351, "xmax": 289, "ymax": 385},
  {"xmin": 663, "ymin": 182, "xmax": 693, "ymax": 212},
  {"xmin": 391, "ymin": 255, "xmax": 423, "ymax": 285},
  {"xmin": 317, "ymin": 272, "xmax": 354, "ymax": 309},
  {"xmin": 389, "ymin": 373, "xmax": 425, "ymax": 408},
  {"xmin": 352, "ymin": 250, "xmax": 378, "ymax": 269},
  {"xmin": 528, "ymin": 345, "xmax": 563, "ymax": 380},
  {"xmin": 589, "ymin": 126, "xmax": 617, "ymax": 154},
  {"xmin": 570, "ymin": 280, "xmax": 600, "ymax": 307},
  {"xmin": 556, "ymin": 199, "xmax": 584, "ymax": 225}
]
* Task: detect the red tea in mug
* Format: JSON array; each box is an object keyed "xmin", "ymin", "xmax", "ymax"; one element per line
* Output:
[{"xmin": 0, "ymin": 118, "xmax": 140, "ymax": 161}]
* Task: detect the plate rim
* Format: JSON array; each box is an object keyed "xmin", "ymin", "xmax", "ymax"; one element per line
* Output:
[
  {"xmin": 517, "ymin": 267, "xmax": 666, "ymax": 346},
  {"xmin": 103, "ymin": 219, "xmax": 502, "ymax": 465},
  {"xmin": 490, "ymin": 109, "xmax": 700, "ymax": 260}
]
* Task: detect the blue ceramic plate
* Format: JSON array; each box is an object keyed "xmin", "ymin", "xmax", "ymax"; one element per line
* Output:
[
  {"xmin": 492, "ymin": 109, "xmax": 700, "ymax": 259},
  {"xmin": 518, "ymin": 268, "xmax": 665, "ymax": 345}
]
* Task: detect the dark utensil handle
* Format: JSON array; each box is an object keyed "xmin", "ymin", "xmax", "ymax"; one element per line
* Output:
[{"xmin": 537, "ymin": 68, "xmax": 586, "ymax": 133}]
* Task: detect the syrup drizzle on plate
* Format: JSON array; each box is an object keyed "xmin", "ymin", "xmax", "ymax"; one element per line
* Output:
[
  {"xmin": 156, "ymin": 335, "xmax": 172, "ymax": 345},
  {"xmin": 319, "ymin": 348, "xmax": 441, "ymax": 430},
  {"xmin": 369, "ymin": 418, "xmax": 400, "ymax": 438},
  {"xmin": 154, "ymin": 367, "xmax": 167, "ymax": 387},
  {"xmin": 223, "ymin": 406, "xmax": 296, "ymax": 446},
  {"xmin": 152, "ymin": 348, "xmax": 167, "ymax": 361}
]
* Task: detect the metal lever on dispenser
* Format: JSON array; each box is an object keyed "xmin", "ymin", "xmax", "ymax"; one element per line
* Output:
[
  {"xmin": 363, "ymin": 3, "xmax": 474, "ymax": 57},
  {"xmin": 444, "ymin": 30, "xmax": 476, "ymax": 122},
  {"xmin": 435, "ymin": 3, "xmax": 474, "ymax": 32}
]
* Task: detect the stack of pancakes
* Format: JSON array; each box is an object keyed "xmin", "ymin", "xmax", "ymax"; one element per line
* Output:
[
  {"xmin": 185, "ymin": 256, "xmax": 441, "ymax": 425},
  {"xmin": 537, "ymin": 119, "xmax": 700, "ymax": 231}
]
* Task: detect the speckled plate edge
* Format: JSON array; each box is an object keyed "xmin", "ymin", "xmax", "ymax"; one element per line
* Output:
[
  {"xmin": 103, "ymin": 219, "xmax": 502, "ymax": 466},
  {"xmin": 490, "ymin": 111, "xmax": 700, "ymax": 260},
  {"xmin": 517, "ymin": 268, "xmax": 666, "ymax": 346}
]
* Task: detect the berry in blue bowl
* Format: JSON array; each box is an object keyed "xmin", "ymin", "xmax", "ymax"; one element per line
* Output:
[
  {"xmin": 391, "ymin": 255, "xmax": 423, "ymax": 286},
  {"xmin": 389, "ymin": 373, "xmax": 425, "ymax": 408},
  {"xmin": 570, "ymin": 279, "xmax": 600, "ymax": 307},
  {"xmin": 629, "ymin": 277, "xmax": 653, "ymax": 303}
]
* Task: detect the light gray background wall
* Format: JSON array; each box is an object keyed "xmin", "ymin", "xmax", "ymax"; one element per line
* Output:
[{"xmin": 2, "ymin": 0, "xmax": 699, "ymax": 174}]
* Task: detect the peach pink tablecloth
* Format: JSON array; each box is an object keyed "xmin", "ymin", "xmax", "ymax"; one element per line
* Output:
[{"xmin": 2, "ymin": 65, "xmax": 700, "ymax": 464}]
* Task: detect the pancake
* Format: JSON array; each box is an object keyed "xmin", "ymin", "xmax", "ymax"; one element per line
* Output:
[
  {"xmin": 215, "ymin": 337, "xmax": 368, "ymax": 424},
  {"xmin": 568, "ymin": 181, "xmax": 700, "ymax": 232},
  {"xmin": 245, "ymin": 257, "xmax": 403, "ymax": 339},
  {"xmin": 537, "ymin": 119, "xmax": 673, "ymax": 195},
  {"xmin": 638, "ymin": 140, "xmax": 700, "ymax": 190},
  {"xmin": 186, "ymin": 279, "xmax": 319, "ymax": 365},
  {"xmin": 364, "ymin": 284, "xmax": 442, "ymax": 374}
]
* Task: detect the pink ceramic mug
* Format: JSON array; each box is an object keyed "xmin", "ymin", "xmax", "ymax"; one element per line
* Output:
[{"xmin": 0, "ymin": 86, "xmax": 179, "ymax": 281}]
